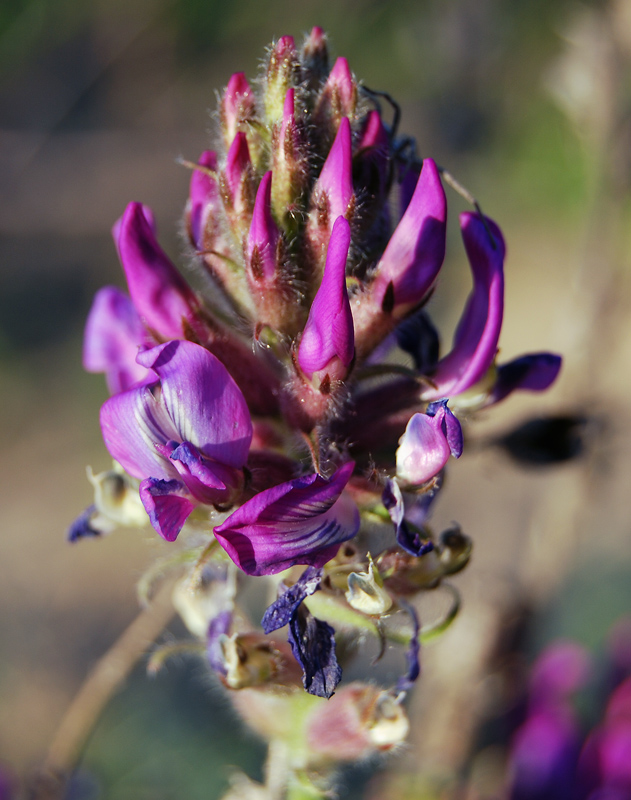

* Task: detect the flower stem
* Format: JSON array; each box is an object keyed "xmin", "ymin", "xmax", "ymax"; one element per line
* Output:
[{"xmin": 29, "ymin": 579, "xmax": 176, "ymax": 798}]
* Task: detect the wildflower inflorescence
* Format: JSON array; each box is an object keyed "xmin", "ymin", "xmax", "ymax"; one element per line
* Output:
[{"xmin": 70, "ymin": 26, "xmax": 561, "ymax": 774}]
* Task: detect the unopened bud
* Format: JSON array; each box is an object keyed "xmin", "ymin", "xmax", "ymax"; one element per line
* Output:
[
  {"xmin": 301, "ymin": 27, "xmax": 329, "ymax": 93},
  {"xmin": 271, "ymin": 89, "xmax": 310, "ymax": 234},
  {"xmin": 221, "ymin": 72, "xmax": 257, "ymax": 151},
  {"xmin": 313, "ymin": 57, "xmax": 357, "ymax": 150},
  {"xmin": 264, "ymin": 36, "xmax": 300, "ymax": 126}
]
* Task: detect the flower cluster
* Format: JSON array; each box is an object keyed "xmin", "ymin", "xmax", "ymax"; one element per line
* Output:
[{"xmin": 71, "ymin": 27, "xmax": 560, "ymax": 722}]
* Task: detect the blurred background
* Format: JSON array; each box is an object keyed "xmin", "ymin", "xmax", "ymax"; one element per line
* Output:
[{"xmin": 1, "ymin": 0, "xmax": 631, "ymax": 797}]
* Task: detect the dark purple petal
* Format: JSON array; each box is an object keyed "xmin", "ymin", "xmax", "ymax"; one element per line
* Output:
[
  {"xmin": 165, "ymin": 441, "xmax": 242, "ymax": 505},
  {"xmin": 394, "ymin": 310, "xmax": 440, "ymax": 374},
  {"xmin": 426, "ymin": 213, "xmax": 505, "ymax": 399},
  {"xmin": 426, "ymin": 400, "xmax": 463, "ymax": 458},
  {"xmin": 489, "ymin": 353, "xmax": 562, "ymax": 406},
  {"xmin": 139, "ymin": 477, "xmax": 196, "ymax": 542},
  {"xmin": 207, "ymin": 610, "xmax": 233, "ymax": 676},
  {"xmin": 83, "ymin": 287, "xmax": 151, "ymax": 394},
  {"xmin": 214, "ymin": 462, "xmax": 359, "ymax": 576},
  {"xmin": 396, "ymin": 599, "xmax": 421, "ymax": 693},
  {"xmin": 298, "ymin": 216, "xmax": 354, "ymax": 380},
  {"xmin": 373, "ymin": 158, "xmax": 446, "ymax": 310},
  {"xmin": 288, "ymin": 606, "xmax": 342, "ymax": 698},
  {"xmin": 382, "ymin": 480, "xmax": 435, "ymax": 557},
  {"xmin": 261, "ymin": 566, "xmax": 323, "ymax": 633},
  {"xmin": 355, "ymin": 110, "xmax": 389, "ymax": 202},
  {"xmin": 247, "ymin": 171, "xmax": 279, "ymax": 282},
  {"xmin": 116, "ymin": 202, "xmax": 198, "ymax": 340},
  {"xmin": 67, "ymin": 505, "xmax": 101, "ymax": 542}
]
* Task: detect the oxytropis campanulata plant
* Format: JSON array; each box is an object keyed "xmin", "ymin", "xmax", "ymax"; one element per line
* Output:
[{"xmin": 69, "ymin": 27, "xmax": 562, "ymax": 798}]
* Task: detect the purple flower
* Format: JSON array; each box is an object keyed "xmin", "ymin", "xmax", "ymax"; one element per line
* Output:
[
  {"xmin": 396, "ymin": 402, "xmax": 462, "ymax": 487},
  {"xmin": 298, "ymin": 216, "xmax": 354, "ymax": 383},
  {"xmin": 83, "ymin": 286, "xmax": 151, "ymax": 394},
  {"xmin": 100, "ymin": 340, "xmax": 252, "ymax": 541},
  {"xmin": 372, "ymin": 157, "xmax": 446, "ymax": 314},
  {"xmin": 382, "ymin": 478, "xmax": 436, "ymax": 557},
  {"xmin": 424, "ymin": 212, "xmax": 505, "ymax": 400},
  {"xmin": 116, "ymin": 202, "xmax": 200, "ymax": 341},
  {"xmin": 213, "ymin": 461, "xmax": 359, "ymax": 576}
]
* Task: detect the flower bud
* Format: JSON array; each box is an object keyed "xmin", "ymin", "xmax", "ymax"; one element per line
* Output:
[
  {"xmin": 313, "ymin": 57, "xmax": 357, "ymax": 150},
  {"xmin": 306, "ymin": 117, "xmax": 355, "ymax": 280},
  {"xmin": 264, "ymin": 36, "xmax": 300, "ymax": 126},
  {"xmin": 301, "ymin": 27, "xmax": 329, "ymax": 94},
  {"xmin": 221, "ymin": 72, "xmax": 257, "ymax": 151},
  {"xmin": 396, "ymin": 405, "xmax": 461, "ymax": 488},
  {"xmin": 271, "ymin": 89, "xmax": 310, "ymax": 235},
  {"xmin": 222, "ymin": 132, "xmax": 256, "ymax": 236}
]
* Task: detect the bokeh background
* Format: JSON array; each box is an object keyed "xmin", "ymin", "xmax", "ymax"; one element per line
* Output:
[{"xmin": 2, "ymin": 0, "xmax": 631, "ymax": 797}]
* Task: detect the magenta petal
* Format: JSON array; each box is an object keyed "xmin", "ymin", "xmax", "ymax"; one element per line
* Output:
[
  {"xmin": 426, "ymin": 212, "xmax": 505, "ymax": 399},
  {"xmin": 139, "ymin": 477, "xmax": 196, "ymax": 542},
  {"xmin": 117, "ymin": 202, "xmax": 197, "ymax": 340},
  {"xmin": 396, "ymin": 411, "xmax": 453, "ymax": 486},
  {"xmin": 247, "ymin": 171, "xmax": 279, "ymax": 282},
  {"xmin": 298, "ymin": 216, "xmax": 354, "ymax": 379},
  {"xmin": 314, "ymin": 116, "xmax": 353, "ymax": 223},
  {"xmin": 189, "ymin": 150, "xmax": 219, "ymax": 249},
  {"xmin": 374, "ymin": 158, "xmax": 446, "ymax": 309},
  {"xmin": 138, "ymin": 341, "xmax": 252, "ymax": 468},
  {"xmin": 214, "ymin": 462, "xmax": 359, "ymax": 576},
  {"xmin": 83, "ymin": 286, "xmax": 151, "ymax": 394}
]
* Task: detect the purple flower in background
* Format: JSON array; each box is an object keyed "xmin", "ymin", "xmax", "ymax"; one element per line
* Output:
[{"xmin": 100, "ymin": 340, "xmax": 252, "ymax": 541}]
